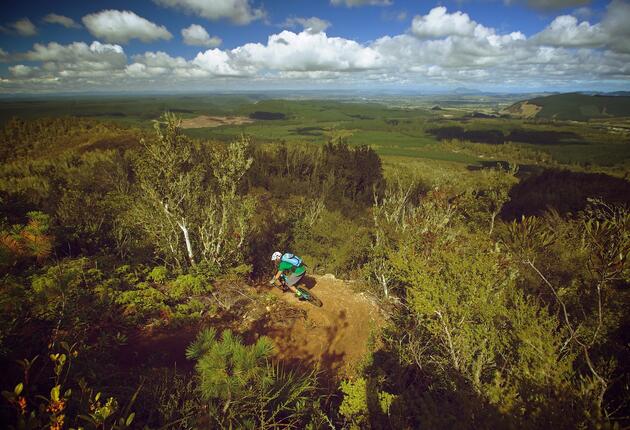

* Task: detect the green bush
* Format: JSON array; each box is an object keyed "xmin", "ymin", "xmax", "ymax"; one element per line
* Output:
[
  {"xmin": 147, "ymin": 266, "xmax": 168, "ymax": 283},
  {"xmin": 186, "ymin": 328, "xmax": 319, "ymax": 428}
]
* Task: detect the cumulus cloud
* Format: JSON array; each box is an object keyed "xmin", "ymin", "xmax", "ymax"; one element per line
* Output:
[
  {"xmin": 411, "ymin": 7, "xmax": 485, "ymax": 39},
  {"xmin": 24, "ymin": 41, "xmax": 125, "ymax": 63},
  {"xmin": 192, "ymin": 49, "xmax": 247, "ymax": 76},
  {"xmin": 331, "ymin": 0, "xmax": 392, "ymax": 6},
  {"xmin": 282, "ymin": 17, "xmax": 331, "ymax": 34},
  {"xmin": 181, "ymin": 24, "xmax": 222, "ymax": 47},
  {"xmin": 126, "ymin": 51, "xmax": 189, "ymax": 77},
  {"xmin": 533, "ymin": 15, "xmax": 605, "ymax": 47},
  {"xmin": 232, "ymin": 30, "xmax": 383, "ymax": 71},
  {"xmin": 153, "ymin": 0, "xmax": 265, "ymax": 25},
  {"xmin": 3, "ymin": 4, "xmax": 630, "ymax": 93},
  {"xmin": 22, "ymin": 41, "xmax": 127, "ymax": 79},
  {"xmin": 1, "ymin": 18, "xmax": 37, "ymax": 36},
  {"xmin": 600, "ymin": 0, "xmax": 630, "ymax": 53},
  {"xmin": 82, "ymin": 10, "xmax": 172, "ymax": 44},
  {"xmin": 43, "ymin": 13, "xmax": 81, "ymax": 29},
  {"xmin": 132, "ymin": 51, "xmax": 188, "ymax": 69},
  {"xmin": 531, "ymin": 1, "xmax": 630, "ymax": 53},
  {"xmin": 9, "ymin": 65, "xmax": 39, "ymax": 78}
]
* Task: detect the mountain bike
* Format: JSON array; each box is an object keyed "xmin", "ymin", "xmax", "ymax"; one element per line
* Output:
[{"xmin": 271, "ymin": 275, "xmax": 323, "ymax": 307}]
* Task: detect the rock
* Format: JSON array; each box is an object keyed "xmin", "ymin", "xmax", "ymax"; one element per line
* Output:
[{"xmin": 321, "ymin": 273, "xmax": 336, "ymax": 280}]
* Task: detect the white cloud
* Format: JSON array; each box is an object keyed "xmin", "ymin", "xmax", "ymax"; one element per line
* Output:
[
  {"xmin": 126, "ymin": 52, "xmax": 189, "ymax": 78},
  {"xmin": 533, "ymin": 15, "xmax": 605, "ymax": 47},
  {"xmin": 1, "ymin": 18, "xmax": 37, "ymax": 36},
  {"xmin": 331, "ymin": 0, "xmax": 392, "ymax": 7},
  {"xmin": 600, "ymin": 0, "xmax": 630, "ymax": 54},
  {"xmin": 192, "ymin": 49, "xmax": 248, "ymax": 76},
  {"xmin": 153, "ymin": 0, "xmax": 265, "ymax": 25},
  {"xmin": 132, "ymin": 51, "xmax": 188, "ymax": 68},
  {"xmin": 232, "ymin": 30, "xmax": 383, "ymax": 71},
  {"xmin": 22, "ymin": 41, "xmax": 127, "ymax": 79},
  {"xmin": 3, "ymin": 4, "xmax": 630, "ymax": 93},
  {"xmin": 181, "ymin": 24, "xmax": 222, "ymax": 47},
  {"xmin": 0, "ymin": 48, "xmax": 8, "ymax": 62},
  {"xmin": 282, "ymin": 17, "xmax": 331, "ymax": 34},
  {"xmin": 531, "ymin": 1, "xmax": 630, "ymax": 53},
  {"xmin": 43, "ymin": 13, "xmax": 81, "ymax": 29},
  {"xmin": 411, "ymin": 7, "xmax": 484, "ymax": 39},
  {"xmin": 82, "ymin": 10, "xmax": 172, "ymax": 44},
  {"xmin": 24, "ymin": 41, "xmax": 125, "ymax": 64},
  {"xmin": 9, "ymin": 65, "xmax": 39, "ymax": 77}
]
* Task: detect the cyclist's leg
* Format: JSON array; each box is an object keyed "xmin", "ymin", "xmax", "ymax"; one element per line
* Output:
[
  {"xmin": 277, "ymin": 274, "xmax": 289, "ymax": 291},
  {"xmin": 284, "ymin": 272, "xmax": 305, "ymax": 295}
]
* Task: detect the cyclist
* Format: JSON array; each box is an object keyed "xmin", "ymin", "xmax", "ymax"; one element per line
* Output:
[{"xmin": 270, "ymin": 251, "xmax": 306, "ymax": 298}]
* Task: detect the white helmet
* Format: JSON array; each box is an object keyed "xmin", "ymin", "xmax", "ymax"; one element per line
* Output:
[{"xmin": 271, "ymin": 251, "xmax": 282, "ymax": 261}]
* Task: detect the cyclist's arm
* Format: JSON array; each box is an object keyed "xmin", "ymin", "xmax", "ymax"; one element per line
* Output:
[{"xmin": 274, "ymin": 261, "xmax": 292, "ymax": 280}]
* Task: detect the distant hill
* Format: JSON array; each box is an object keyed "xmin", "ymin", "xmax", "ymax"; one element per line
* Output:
[{"xmin": 504, "ymin": 92, "xmax": 630, "ymax": 120}]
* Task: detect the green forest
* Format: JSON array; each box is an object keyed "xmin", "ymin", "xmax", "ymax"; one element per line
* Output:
[{"xmin": 1, "ymin": 105, "xmax": 629, "ymax": 430}]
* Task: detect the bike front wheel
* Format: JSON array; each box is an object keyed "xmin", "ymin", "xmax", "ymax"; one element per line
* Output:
[{"xmin": 298, "ymin": 287, "xmax": 323, "ymax": 307}]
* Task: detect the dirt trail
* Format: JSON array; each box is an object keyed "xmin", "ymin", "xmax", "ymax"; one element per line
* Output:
[
  {"xmin": 247, "ymin": 275, "xmax": 384, "ymax": 378},
  {"xmin": 116, "ymin": 275, "xmax": 384, "ymax": 380}
]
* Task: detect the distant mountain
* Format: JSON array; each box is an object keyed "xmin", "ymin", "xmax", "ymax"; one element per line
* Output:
[{"xmin": 504, "ymin": 92, "xmax": 630, "ymax": 120}]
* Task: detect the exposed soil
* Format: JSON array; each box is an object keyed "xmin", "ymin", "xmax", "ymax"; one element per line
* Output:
[
  {"xmin": 502, "ymin": 101, "xmax": 542, "ymax": 118},
  {"xmin": 246, "ymin": 275, "xmax": 384, "ymax": 379},
  {"xmin": 180, "ymin": 115, "xmax": 255, "ymax": 128},
  {"xmin": 116, "ymin": 275, "xmax": 384, "ymax": 381}
]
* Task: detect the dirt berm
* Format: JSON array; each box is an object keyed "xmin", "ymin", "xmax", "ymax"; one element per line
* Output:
[{"xmin": 245, "ymin": 274, "xmax": 384, "ymax": 378}]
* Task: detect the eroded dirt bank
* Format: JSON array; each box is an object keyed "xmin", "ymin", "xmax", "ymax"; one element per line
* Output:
[
  {"xmin": 118, "ymin": 275, "xmax": 384, "ymax": 380},
  {"xmin": 246, "ymin": 275, "xmax": 384, "ymax": 378}
]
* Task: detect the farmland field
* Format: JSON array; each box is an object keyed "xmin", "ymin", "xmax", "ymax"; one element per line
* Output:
[{"xmin": 2, "ymin": 93, "xmax": 629, "ymax": 169}]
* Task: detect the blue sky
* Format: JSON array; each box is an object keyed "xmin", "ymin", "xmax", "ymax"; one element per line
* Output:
[{"xmin": 1, "ymin": 0, "xmax": 628, "ymax": 93}]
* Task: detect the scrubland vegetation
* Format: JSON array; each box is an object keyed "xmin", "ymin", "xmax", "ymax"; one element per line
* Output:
[{"xmin": 1, "ymin": 95, "xmax": 629, "ymax": 429}]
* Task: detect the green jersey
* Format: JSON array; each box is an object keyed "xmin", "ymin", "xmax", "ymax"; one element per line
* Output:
[{"xmin": 278, "ymin": 260, "xmax": 306, "ymax": 276}]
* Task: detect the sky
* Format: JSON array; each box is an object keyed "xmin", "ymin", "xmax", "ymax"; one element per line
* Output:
[{"xmin": 0, "ymin": 0, "xmax": 629, "ymax": 94}]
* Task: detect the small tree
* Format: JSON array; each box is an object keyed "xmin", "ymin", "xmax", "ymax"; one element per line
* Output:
[
  {"xmin": 186, "ymin": 329, "xmax": 317, "ymax": 429},
  {"xmin": 135, "ymin": 113, "xmax": 203, "ymax": 268},
  {"xmin": 134, "ymin": 114, "xmax": 254, "ymax": 271},
  {"xmin": 199, "ymin": 136, "xmax": 255, "ymax": 268},
  {"xmin": 0, "ymin": 211, "xmax": 52, "ymax": 270},
  {"xmin": 461, "ymin": 164, "xmax": 518, "ymax": 235}
]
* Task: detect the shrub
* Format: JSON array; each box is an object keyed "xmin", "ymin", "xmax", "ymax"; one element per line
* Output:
[{"xmin": 186, "ymin": 328, "xmax": 319, "ymax": 428}]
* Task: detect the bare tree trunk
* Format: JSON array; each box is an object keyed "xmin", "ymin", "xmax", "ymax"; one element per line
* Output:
[
  {"xmin": 489, "ymin": 211, "xmax": 497, "ymax": 235},
  {"xmin": 436, "ymin": 310, "xmax": 459, "ymax": 371},
  {"xmin": 178, "ymin": 220, "xmax": 196, "ymax": 267},
  {"xmin": 380, "ymin": 273, "xmax": 389, "ymax": 298}
]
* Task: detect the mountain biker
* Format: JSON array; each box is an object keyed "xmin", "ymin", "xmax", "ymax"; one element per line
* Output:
[{"xmin": 270, "ymin": 251, "xmax": 306, "ymax": 298}]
